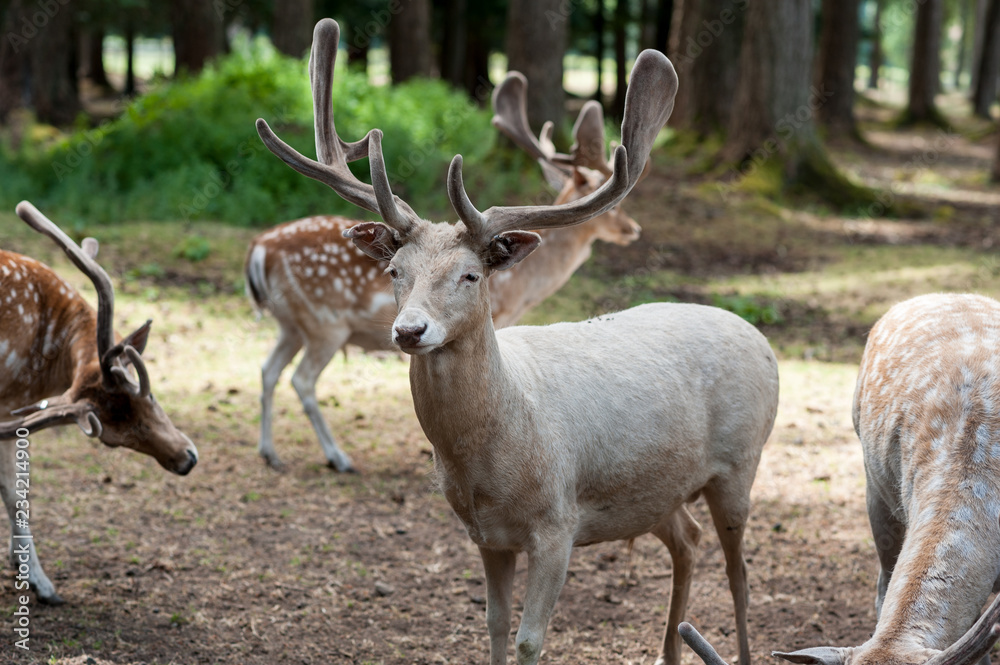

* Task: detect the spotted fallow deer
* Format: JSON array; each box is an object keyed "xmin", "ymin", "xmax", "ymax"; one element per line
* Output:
[
  {"xmin": 244, "ymin": 70, "xmax": 641, "ymax": 472},
  {"xmin": 257, "ymin": 19, "xmax": 778, "ymax": 665},
  {"xmin": 0, "ymin": 202, "xmax": 197, "ymax": 604},
  {"xmin": 680, "ymin": 294, "xmax": 1000, "ymax": 665}
]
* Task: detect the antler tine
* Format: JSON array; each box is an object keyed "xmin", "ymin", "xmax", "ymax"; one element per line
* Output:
[
  {"xmin": 679, "ymin": 622, "xmax": 734, "ymax": 665},
  {"xmin": 491, "ymin": 72, "xmax": 559, "ymax": 163},
  {"xmin": 110, "ymin": 346, "xmax": 151, "ymax": 398},
  {"xmin": 924, "ymin": 592, "xmax": 1000, "ymax": 665},
  {"xmin": 0, "ymin": 397, "xmax": 96, "ymax": 440},
  {"xmin": 15, "ymin": 202, "xmax": 116, "ymax": 380},
  {"xmin": 564, "ymin": 100, "xmax": 613, "ymax": 177},
  {"xmin": 451, "ymin": 50, "xmax": 677, "ymax": 243},
  {"xmin": 256, "ymin": 18, "xmax": 417, "ymax": 235}
]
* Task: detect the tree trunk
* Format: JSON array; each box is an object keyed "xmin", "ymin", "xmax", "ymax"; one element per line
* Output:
[
  {"xmin": 124, "ymin": 20, "xmax": 136, "ymax": 96},
  {"xmin": 389, "ymin": 0, "xmax": 431, "ymax": 83},
  {"xmin": 440, "ymin": 0, "xmax": 468, "ymax": 88},
  {"xmin": 506, "ymin": 0, "xmax": 568, "ymax": 135},
  {"xmin": 868, "ymin": 0, "xmax": 883, "ymax": 89},
  {"xmin": 82, "ymin": 28, "xmax": 111, "ymax": 89},
  {"xmin": 593, "ymin": 0, "xmax": 605, "ymax": 101},
  {"xmin": 463, "ymin": 12, "xmax": 492, "ymax": 104},
  {"xmin": 271, "ymin": 0, "xmax": 314, "ymax": 58},
  {"xmin": 954, "ymin": 0, "xmax": 973, "ymax": 89},
  {"xmin": 611, "ymin": 0, "xmax": 629, "ymax": 120},
  {"xmin": 816, "ymin": 0, "xmax": 860, "ymax": 136},
  {"xmin": 993, "ymin": 130, "xmax": 1000, "ymax": 182},
  {"xmin": 170, "ymin": 0, "xmax": 224, "ymax": 75},
  {"xmin": 672, "ymin": 0, "xmax": 745, "ymax": 135},
  {"xmin": 904, "ymin": 0, "xmax": 945, "ymax": 125},
  {"xmin": 27, "ymin": 0, "xmax": 79, "ymax": 125},
  {"xmin": 971, "ymin": 0, "xmax": 989, "ymax": 94},
  {"xmin": 0, "ymin": 0, "xmax": 28, "ymax": 122},
  {"xmin": 639, "ymin": 0, "xmax": 656, "ymax": 51},
  {"xmin": 654, "ymin": 0, "xmax": 674, "ymax": 56},
  {"xmin": 972, "ymin": 0, "xmax": 1000, "ymax": 118}
]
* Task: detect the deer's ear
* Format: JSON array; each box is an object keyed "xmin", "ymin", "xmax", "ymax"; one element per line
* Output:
[
  {"xmin": 484, "ymin": 231, "xmax": 541, "ymax": 272},
  {"xmin": 344, "ymin": 222, "xmax": 400, "ymax": 261},
  {"xmin": 121, "ymin": 319, "xmax": 152, "ymax": 355}
]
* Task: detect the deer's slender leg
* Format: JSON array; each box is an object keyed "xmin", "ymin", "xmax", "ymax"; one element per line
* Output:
[
  {"xmin": 258, "ymin": 325, "xmax": 303, "ymax": 469},
  {"xmin": 704, "ymin": 483, "xmax": 752, "ymax": 665},
  {"xmin": 652, "ymin": 505, "xmax": 703, "ymax": 665},
  {"xmin": 291, "ymin": 327, "xmax": 353, "ymax": 472},
  {"xmin": 0, "ymin": 439, "xmax": 61, "ymax": 604},
  {"xmin": 514, "ymin": 537, "xmax": 573, "ymax": 665},
  {"xmin": 481, "ymin": 547, "xmax": 517, "ymax": 665},
  {"xmin": 867, "ymin": 484, "xmax": 905, "ymax": 620}
]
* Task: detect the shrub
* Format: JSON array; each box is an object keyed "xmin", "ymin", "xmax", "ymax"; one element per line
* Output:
[{"xmin": 0, "ymin": 38, "xmax": 495, "ymax": 226}]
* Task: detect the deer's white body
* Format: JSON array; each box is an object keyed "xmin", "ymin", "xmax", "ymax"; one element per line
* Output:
[{"xmin": 256, "ymin": 18, "xmax": 778, "ymax": 664}]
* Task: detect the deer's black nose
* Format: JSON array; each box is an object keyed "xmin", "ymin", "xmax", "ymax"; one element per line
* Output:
[{"xmin": 394, "ymin": 323, "xmax": 427, "ymax": 347}]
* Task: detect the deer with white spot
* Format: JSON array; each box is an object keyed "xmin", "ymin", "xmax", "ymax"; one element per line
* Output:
[
  {"xmin": 245, "ymin": 67, "xmax": 642, "ymax": 471},
  {"xmin": 257, "ymin": 19, "xmax": 779, "ymax": 665},
  {"xmin": 0, "ymin": 202, "xmax": 197, "ymax": 604},
  {"xmin": 680, "ymin": 294, "xmax": 1000, "ymax": 665}
]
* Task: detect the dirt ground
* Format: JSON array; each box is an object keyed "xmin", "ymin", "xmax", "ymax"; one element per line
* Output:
[{"xmin": 3, "ymin": 97, "xmax": 1000, "ymax": 665}]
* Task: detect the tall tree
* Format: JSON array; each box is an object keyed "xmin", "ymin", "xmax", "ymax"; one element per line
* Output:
[
  {"xmin": 170, "ymin": 0, "xmax": 223, "ymax": 74},
  {"xmin": 506, "ymin": 0, "xmax": 568, "ymax": 134},
  {"xmin": 868, "ymin": 0, "xmax": 883, "ymax": 89},
  {"xmin": 972, "ymin": 0, "xmax": 1000, "ymax": 117},
  {"xmin": 81, "ymin": 28, "xmax": 111, "ymax": 90},
  {"xmin": 971, "ymin": 0, "xmax": 989, "ymax": 94},
  {"xmin": 654, "ymin": 0, "xmax": 674, "ymax": 55},
  {"xmin": 954, "ymin": 0, "xmax": 974, "ymax": 88},
  {"xmin": 993, "ymin": 130, "xmax": 1000, "ymax": 182},
  {"xmin": 610, "ymin": 0, "xmax": 630, "ymax": 119},
  {"xmin": 672, "ymin": 0, "xmax": 745, "ymax": 135},
  {"xmin": 272, "ymin": 0, "xmax": 314, "ymax": 58},
  {"xmin": 815, "ymin": 0, "xmax": 861, "ymax": 136},
  {"xmin": 903, "ymin": 0, "xmax": 946, "ymax": 125},
  {"xmin": 593, "ymin": 0, "xmax": 605, "ymax": 101},
  {"xmin": 439, "ymin": 0, "xmax": 468, "ymax": 88},
  {"xmin": 723, "ymin": 0, "xmax": 875, "ymax": 208},
  {"xmin": 389, "ymin": 0, "xmax": 431, "ymax": 82}
]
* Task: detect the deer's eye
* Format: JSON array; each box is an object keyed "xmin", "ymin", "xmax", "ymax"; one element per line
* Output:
[
  {"xmin": 463, "ymin": 273, "xmax": 479, "ymax": 283},
  {"xmin": 387, "ymin": 266, "xmax": 399, "ymax": 279}
]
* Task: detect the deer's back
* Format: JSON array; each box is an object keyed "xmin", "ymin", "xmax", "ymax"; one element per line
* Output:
[{"xmin": 855, "ymin": 293, "xmax": 1000, "ymax": 523}]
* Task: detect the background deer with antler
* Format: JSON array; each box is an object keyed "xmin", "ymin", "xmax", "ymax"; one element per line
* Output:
[
  {"xmin": 679, "ymin": 294, "xmax": 1000, "ymax": 665},
  {"xmin": 244, "ymin": 67, "xmax": 641, "ymax": 471},
  {"xmin": 256, "ymin": 18, "xmax": 778, "ymax": 665},
  {"xmin": 0, "ymin": 202, "xmax": 197, "ymax": 604}
]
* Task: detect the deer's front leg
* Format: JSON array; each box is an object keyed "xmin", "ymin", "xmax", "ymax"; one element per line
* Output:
[
  {"xmin": 515, "ymin": 537, "xmax": 573, "ymax": 665},
  {"xmin": 0, "ymin": 440, "xmax": 61, "ymax": 604},
  {"xmin": 481, "ymin": 547, "xmax": 517, "ymax": 665}
]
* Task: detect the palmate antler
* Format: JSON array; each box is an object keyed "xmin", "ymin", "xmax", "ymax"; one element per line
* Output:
[
  {"xmin": 491, "ymin": 73, "xmax": 612, "ymax": 180},
  {"xmin": 452, "ymin": 48, "xmax": 677, "ymax": 245},
  {"xmin": 255, "ymin": 19, "xmax": 420, "ymax": 236}
]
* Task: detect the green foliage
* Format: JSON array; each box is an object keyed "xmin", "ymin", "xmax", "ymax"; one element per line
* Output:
[
  {"xmin": 0, "ymin": 39, "xmax": 494, "ymax": 226},
  {"xmin": 710, "ymin": 294, "xmax": 783, "ymax": 326},
  {"xmin": 173, "ymin": 236, "xmax": 212, "ymax": 262}
]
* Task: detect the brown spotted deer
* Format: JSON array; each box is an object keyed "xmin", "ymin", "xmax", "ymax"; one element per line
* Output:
[
  {"xmin": 245, "ymin": 71, "xmax": 641, "ymax": 471},
  {"xmin": 0, "ymin": 202, "xmax": 197, "ymax": 604},
  {"xmin": 256, "ymin": 18, "xmax": 778, "ymax": 665},
  {"xmin": 680, "ymin": 294, "xmax": 1000, "ymax": 665}
]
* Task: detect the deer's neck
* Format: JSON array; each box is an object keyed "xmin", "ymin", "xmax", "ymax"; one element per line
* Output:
[
  {"xmin": 408, "ymin": 316, "xmax": 531, "ymax": 468},
  {"xmin": 489, "ymin": 226, "xmax": 596, "ymax": 327},
  {"xmin": 873, "ymin": 488, "xmax": 1000, "ymax": 652}
]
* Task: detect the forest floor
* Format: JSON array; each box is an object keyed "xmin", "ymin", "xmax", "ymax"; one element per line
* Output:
[{"xmin": 1, "ymin": 95, "xmax": 999, "ymax": 665}]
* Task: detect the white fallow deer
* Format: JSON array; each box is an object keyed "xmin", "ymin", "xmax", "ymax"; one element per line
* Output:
[
  {"xmin": 0, "ymin": 202, "xmax": 197, "ymax": 604},
  {"xmin": 679, "ymin": 293, "xmax": 1000, "ymax": 665},
  {"xmin": 244, "ymin": 69, "xmax": 641, "ymax": 471},
  {"xmin": 256, "ymin": 18, "xmax": 779, "ymax": 665}
]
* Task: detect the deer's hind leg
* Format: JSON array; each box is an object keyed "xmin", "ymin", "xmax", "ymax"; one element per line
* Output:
[{"xmin": 652, "ymin": 504, "xmax": 702, "ymax": 665}]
